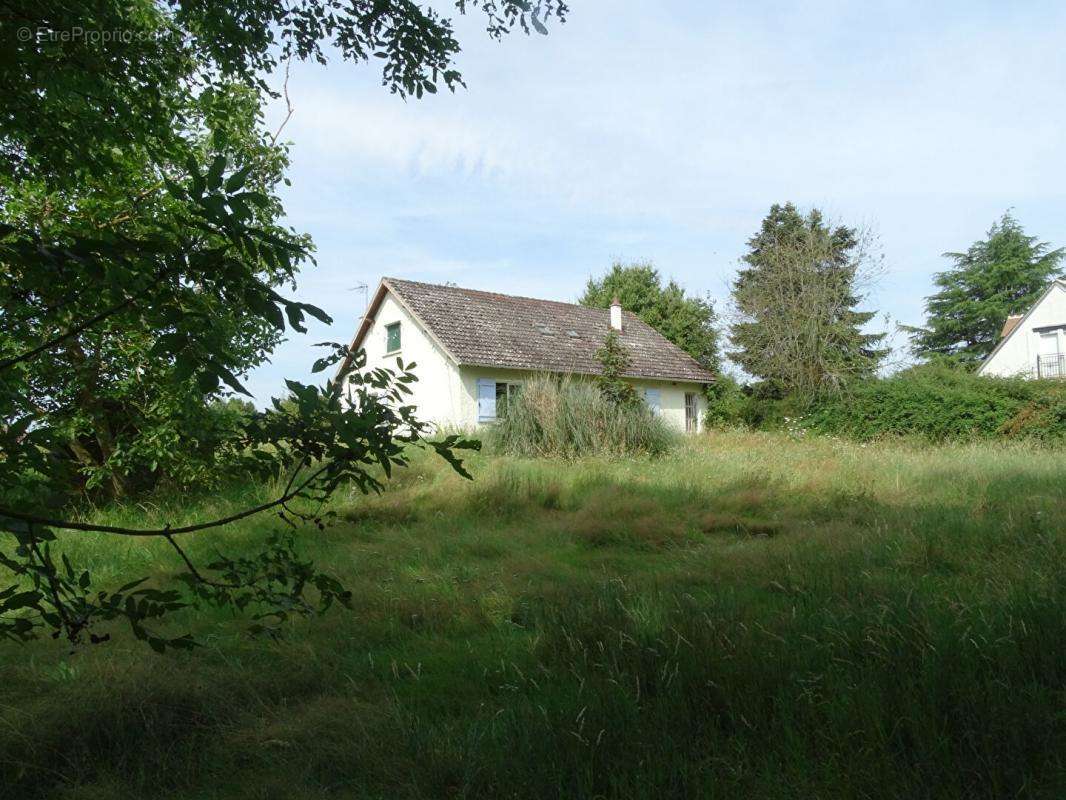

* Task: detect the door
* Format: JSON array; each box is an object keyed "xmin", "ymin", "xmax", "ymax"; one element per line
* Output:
[{"xmin": 684, "ymin": 392, "xmax": 698, "ymax": 433}]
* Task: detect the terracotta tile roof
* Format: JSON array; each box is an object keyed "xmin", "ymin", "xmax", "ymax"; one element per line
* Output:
[
  {"xmin": 379, "ymin": 277, "xmax": 715, "ymax": 383},
  {"xmin": 1000, "ymin": 314, "xmax": 1024, "ymax": 339}
]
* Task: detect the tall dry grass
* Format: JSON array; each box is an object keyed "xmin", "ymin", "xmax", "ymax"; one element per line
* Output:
[{"xmin": 487, "ymin": 374, "xmax": 676, "ymax": 459}]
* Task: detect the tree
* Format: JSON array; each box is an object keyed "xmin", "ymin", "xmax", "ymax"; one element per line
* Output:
[
  {"xmin": 908, "ymin": 212, "xmax": 1064, "ymax": 367},
  {"xmin": 594, "ymin": 329, "xmax": 638, "ymax": 407},
  {"xmin": 580, "ymin": 261, "xmax": 719, "ymax": 371},
  {"xmin": 729, "ymin": 203, "xmax": 887, "ymax": 397},
  {"xmin": 0, "ymin": 1, "xmax": 566, "ymax": 648},
  {"xmin": 2, "ymin": 83, "xmax": 299, "ymax": 498}
]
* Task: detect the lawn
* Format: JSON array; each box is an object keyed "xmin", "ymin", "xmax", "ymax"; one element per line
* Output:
[{"xmin": 1, "ymin": 431, "xmax": 1064, "ymax": 799}]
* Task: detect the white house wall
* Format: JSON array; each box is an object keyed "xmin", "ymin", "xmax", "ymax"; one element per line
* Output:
[
  {"xmin": 456, "ymin": 366, "xmax": 708, "ymax": 433},
  {"xmin": 632, "ymin": 376, "xmax": 708, "ymax": 432},
  {"xmin": 981, "ymin": 282, "xmax": 1066, "ymax": 378},
  {"xmin": 350, "ymin": 292, "xmax": 467, "ymax": 428}
]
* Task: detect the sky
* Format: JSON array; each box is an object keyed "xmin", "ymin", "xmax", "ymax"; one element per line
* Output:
[{"xmin": 246, "ymin": 0, "xmax": 1066, "ymax": 401}]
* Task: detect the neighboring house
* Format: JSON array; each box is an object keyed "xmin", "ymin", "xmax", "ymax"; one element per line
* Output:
[
  {"xmin": 339, "ymin": 277, "xmax": 714, "ymax": 431},
  {"xmin": 979, "ymin": 278, "xmax": 1066, "ymax": 379}
]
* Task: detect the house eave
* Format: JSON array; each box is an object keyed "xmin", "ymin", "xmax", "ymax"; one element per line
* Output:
[
  {"xmin": 335, "ymin": 278, "xmax": 463, "ymax": 382},
  {"xmin": 456, "ymin": 361, "xmax": 715, "ymax": 385}
]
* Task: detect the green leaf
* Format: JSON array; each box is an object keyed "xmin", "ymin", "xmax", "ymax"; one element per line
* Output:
[
  {"xmin": 224, "ymin": 165, "xmax": 253, "ymax": 193},
  {"xmin": 234, "ymin": 191, "xmax": 270, "ymax": 209},
  {"xmin": 2, "ymin": 590, "xmax": 42, "ymax": 611},
  {"xmin": 196, "ymin": 368, "xmax": 220, "ymax": 394},
  {"xmin": 299, "ymin": 303, "xmax": 333, "ymax": 325},
  {"xmin": 149, "ymin": 332, "xmax": 186, "ymax": 358},
  {"xmin": 284, "ymin": 302, "xmax": 307, "ymax": 333},
  {"xmin": 199, "ymin": 194, "xmax": 227, "ymax": 221},
  {"xmin": 260, "ymin": 301, "xmax": 285, "ymax": 331},
  {"xmin": 215, "ymin": 364, "xmax": 253, "ymax": 397},
  {"xmin": 206, "ymin": 154, "xmax": 227, "ymax": 191}
]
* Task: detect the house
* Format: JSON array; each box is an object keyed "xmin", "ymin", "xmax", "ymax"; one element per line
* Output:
[
  {"xmin": 978, "ymin": 278, "xmax": 1066, "ymax": 379},
  {"xmin": 339, "ymin": 277, "xmax": 714, "ymax": 431}
]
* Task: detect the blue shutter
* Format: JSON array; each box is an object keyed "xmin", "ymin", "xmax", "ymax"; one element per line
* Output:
[
  {"xmin": 644, "ymin": 388, "xmax": 661, "ymax": 415},
  {"xmin": 477, "ymin": 379, "xmax": 497, "ymax": 422}
]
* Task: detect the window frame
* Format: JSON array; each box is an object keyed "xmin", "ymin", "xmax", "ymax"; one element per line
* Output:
[
  {"xmin": 478, "ymin": 379, "xmax": 523, "ymax": 423},
  {"xmin": 384, "ymin": 321, "xmax": 401, "ymax": 354},
  {"xmin": 495, "ymin": 381, "xmax": 522, "ymax": 418}
]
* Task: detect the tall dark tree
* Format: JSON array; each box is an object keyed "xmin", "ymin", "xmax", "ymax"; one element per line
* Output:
[
  {"xmin": 580, "ymin": 261, "xmax": 719, "ymax": 370},
  {"xmin": 729, "ymin": 203, "xmax": 887, "ymax": 397},
  {"xmin": 908, "ymin": 212, "xmax": 1063, "ymax": 367},
  {"xmin": 0, "ymin": 1, "xmax": 564, "ymax": 648}
]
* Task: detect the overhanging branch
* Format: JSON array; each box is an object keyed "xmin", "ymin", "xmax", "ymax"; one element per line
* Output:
[{"xmin": 0, "ymin": 464, "xmax": 330, "ymax": 538}]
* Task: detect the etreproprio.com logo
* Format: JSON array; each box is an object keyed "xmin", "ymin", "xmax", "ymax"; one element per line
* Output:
[{"xmin": 17, "ymin": 26, "xmax": 174, "ymax": 44}]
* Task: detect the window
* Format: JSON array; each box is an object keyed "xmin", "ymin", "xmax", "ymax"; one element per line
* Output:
[
  {"xmin": 385, "ymin": 322, "xmax": 401, "ymax": 353},
  {"xmin": 477, "ymin": 379, "xmax": 522, "ymax": 422}
]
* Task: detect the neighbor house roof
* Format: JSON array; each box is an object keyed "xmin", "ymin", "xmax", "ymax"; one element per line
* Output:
[
  {"xmin": 348, "ymin": 277, "xmax": 715, "ymax": 384},
  {"xmin": 1000, "ymin": 314, "xmax": 1024, "ymax": 339}
]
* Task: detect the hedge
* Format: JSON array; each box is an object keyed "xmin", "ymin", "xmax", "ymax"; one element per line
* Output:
[{"xmin": 802, "ymin": 366, "xmax": 1066, "ymax": 442}]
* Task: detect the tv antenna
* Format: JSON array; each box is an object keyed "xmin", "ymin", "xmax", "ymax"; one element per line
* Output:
[{"xmin": 348, "ymin": 282, "xmax": 368, "ymax": 318}]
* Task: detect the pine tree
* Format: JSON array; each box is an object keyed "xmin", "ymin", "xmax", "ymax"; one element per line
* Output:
[
  {"xmin": 595, "ymin": 330, "xmax": 638, "ymax": 407},
  {"xmin": 729, "ymin": 203, "xmax": 887, "ymax": 397},
  {"xmin": 908, "ymin": 212, "xmax": 1063, "ymax": 367}
]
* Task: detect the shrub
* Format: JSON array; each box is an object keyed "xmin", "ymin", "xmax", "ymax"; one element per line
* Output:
[
  {"xmin": 594, "ymin": 329, "xmax": 639, "ymax": 407},
  {"xmin": 703, "ymin": 374, "xmax": 745, "ymax": 427},
  {"xmin": 804, "ymin": 364, "xmax": 1066, "ymax": 442},
  {"xmin": 704, "ymin": 378, "xmax": 808, "ymax": 431},
  {"xmin": 487, "ymin": 375, "xmax": 676, "ymax": 458}
]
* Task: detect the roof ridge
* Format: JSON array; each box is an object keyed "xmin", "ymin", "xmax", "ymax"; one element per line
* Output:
[{"xmin": 384, "ymin": 276, "xmax": 595, "ymax": 312}]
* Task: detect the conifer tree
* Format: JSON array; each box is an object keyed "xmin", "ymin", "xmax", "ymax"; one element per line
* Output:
[
  {"xmin": 729, "ymin": 203, "xmax": 887, "ymax": 396},
  {"xmin": 908, "ymin": 212, "xmax": 1063, "ymax": 367}
]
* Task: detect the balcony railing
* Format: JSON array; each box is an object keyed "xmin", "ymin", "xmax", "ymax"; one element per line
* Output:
[{"xmin": 1037, "ymin": 353, "xmax": 1066, "ymax": 379}]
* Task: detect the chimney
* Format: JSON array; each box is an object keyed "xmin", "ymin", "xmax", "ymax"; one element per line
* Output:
[{"xmin": 609, "ymin": 296, "xmax": 623, "ymax": 331}]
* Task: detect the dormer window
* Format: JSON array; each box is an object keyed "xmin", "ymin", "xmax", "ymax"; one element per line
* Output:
[{"xmin": 385, "ymin": 322, "xmax": 401, "ymax": 353}]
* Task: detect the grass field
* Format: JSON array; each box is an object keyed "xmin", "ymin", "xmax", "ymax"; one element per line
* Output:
[{"xmin": 1, "ymin": 431, "xmax": 1064, "ymax": 799}]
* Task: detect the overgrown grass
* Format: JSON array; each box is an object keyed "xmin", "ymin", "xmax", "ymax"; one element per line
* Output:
[
  {"xmin": 488, "ymin": 374, "xmax": 676, "ymax": 458},
  {"xmin": 1, "ymin": 431, "xmax": 1065, "ymax": 799}
]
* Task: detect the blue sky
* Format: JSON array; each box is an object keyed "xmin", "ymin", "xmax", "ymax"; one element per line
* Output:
[{"xmin": 246, "ymin": 0, "xmax": 1066, "ymax": 401}]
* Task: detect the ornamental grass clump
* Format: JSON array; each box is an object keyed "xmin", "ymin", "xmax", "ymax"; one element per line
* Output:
[{"xmin": 488, "ymin": 374, "xmax": 675, "ymax": 459}]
